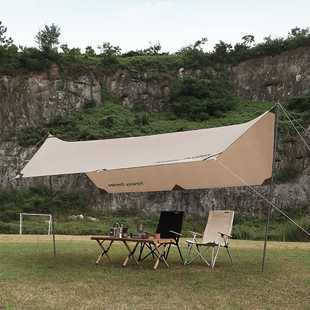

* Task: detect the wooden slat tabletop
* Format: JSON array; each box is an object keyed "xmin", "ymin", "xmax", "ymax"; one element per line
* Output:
[{"xmin": 91, "ymin": 236, "xmax": 174, "ymax": 243}]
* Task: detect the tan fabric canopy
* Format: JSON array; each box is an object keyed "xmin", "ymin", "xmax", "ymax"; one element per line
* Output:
[{"xmin": 21, "ymin": 111, "xmax": 275, "ymax": 193}]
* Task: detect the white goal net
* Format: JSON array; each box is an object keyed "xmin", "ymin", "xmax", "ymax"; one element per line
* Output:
[{"xmin": 19, "ymin": 213, "xmax": 53, "ymax": 235}]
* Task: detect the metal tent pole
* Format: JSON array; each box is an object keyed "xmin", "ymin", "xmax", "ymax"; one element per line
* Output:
[
  {"xmin": 52, "ymin": 215, "xmax": 56, "ymax": 257},
  {"xmin": 261, "ymin": 103, "xmax": 279, "ymax": 272},
  {"xmin": 261, "ymin": 205, "xmax": 271, "ymax": 272},
  {"xmin": 49, "ymin": 176, "xmax": 56, "ymax": 257}
]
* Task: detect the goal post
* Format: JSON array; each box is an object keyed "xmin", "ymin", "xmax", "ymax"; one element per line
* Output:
[{"xmin": 19, "ymin": 213, "xmax": 53, "ymax": 235}]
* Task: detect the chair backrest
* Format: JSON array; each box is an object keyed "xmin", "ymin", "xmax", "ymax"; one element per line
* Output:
[
  {"xmin": 202, "ymin": 210, "xmax": 234, "ymax": 244},
  {"xmin": 156, "ymin": 211, "xmax": 184, "ymax": 239}
]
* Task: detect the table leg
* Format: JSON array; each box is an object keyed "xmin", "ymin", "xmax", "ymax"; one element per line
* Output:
[
  {"xmin": 138, "ymin": 242, "xmax": 157, "ymax": 262},
  {"xmin": 95, "ymin": 240, "xmax": 113, "ymax": 264},
  {"xmin": 138, "ymin": 243, "xmax": 145, "ymax": 261},
  {"xmin": 122, "ymin": 241, "xmax": 140, "ymax": 267},
  {"xmin": 153, "ymin": 243, "xmax": 169, "ymax": 270}
]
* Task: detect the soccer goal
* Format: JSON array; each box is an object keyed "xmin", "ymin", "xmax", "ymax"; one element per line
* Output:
[{"xmin": 19, "ymin": 213, "xmax": 53, "ymax": 235}]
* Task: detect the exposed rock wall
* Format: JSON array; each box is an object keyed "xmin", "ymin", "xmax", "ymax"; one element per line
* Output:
[
  {"xmin": 0, "ymin": 65, "xmax": 101, "ymax": 136},
  {"xmin": 102, "ymin": 70, "xmax": 173, "ymax": 111},
  {"xmin": 103, "ymin": 46, "xmax": 310, "ymax": 107},
  {"xmin": 232, "ymin": 47, "xmax": 310, "ymax": 101}
]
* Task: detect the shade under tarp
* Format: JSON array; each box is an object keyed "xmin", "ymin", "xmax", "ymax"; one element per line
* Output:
[{"xmin": 21, "ymin": 111, "xmax": 275, "ymax": 193}]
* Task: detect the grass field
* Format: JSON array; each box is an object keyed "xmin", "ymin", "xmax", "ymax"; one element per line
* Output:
[{"xmin": 0, "ymin": 235, "xmax": 309, "ymax": 310}]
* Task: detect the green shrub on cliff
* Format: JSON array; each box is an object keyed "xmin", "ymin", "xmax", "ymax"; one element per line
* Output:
[
  {"xmin": 274, "ymin": 164, "xmax": 303, "ymax": 183},
  {"xmin": 282, "ymin": 93, "xmax": 310, "ymax": 130},
  {"xmin": 287, "ymin": 96, "xmax": 310, "ymax": 112},
  {"xmin": 2, "ymin": 19, "xmax": 310, "ymax": 75},
  {"xmin": 16, "ymin": 126, "xmax": 47, "ymax": 148},
  {"xmin": 170, "ymin": 77, "xmax": 237, "ymax": 120},
  {"xmin": 14, "ymin": 100, "xmax": 273, "ymax": 148},
  {"xmin": 287, "ymin": 93, "xmax": 310, "ymax": 122},
  {"xmin": 175, "ymin": 27, "xmax": 310, "ymax": 67}
]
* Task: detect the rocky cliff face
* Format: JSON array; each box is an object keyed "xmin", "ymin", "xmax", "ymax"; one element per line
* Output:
[
  {"xmin": 232, "ymin": 47, "xmax": 310, "ymax": 101},
  {"xmin": 105, "ymin": 46, "xmax": 310, "ymax": 109},
  {"xmin": 1, "ymin": 48, "xmax": 310, "ymax": 216},
  {"xmin": 0, "ymin": 64, "xmax": 101, "ymax": 136},
  {"xmin": 101, "ymin": 70, "xmax": 172, "ymax": 111}
]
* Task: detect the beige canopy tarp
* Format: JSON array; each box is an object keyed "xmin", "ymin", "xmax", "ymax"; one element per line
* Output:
[{"xmin": 21, "ymin": 111, "xmax": 275, "ymax": 193}]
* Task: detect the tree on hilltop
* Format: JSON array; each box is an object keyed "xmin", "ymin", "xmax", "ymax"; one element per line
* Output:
[
  {"xmin": 35, "ymin": 23, "xmax": 61, "ymax": 52},
  {"xmin": 0, "ymin": 21, "xmax": 13, "ymax": 47}
]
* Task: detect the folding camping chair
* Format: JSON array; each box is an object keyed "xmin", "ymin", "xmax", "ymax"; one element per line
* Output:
[
  {"xmin": 139, "ymin": 211, "xmax": 184, "ymax": 263},
  {"xmin": 185, "ymin": 210, "xmax": 234, "ymax": 268}
]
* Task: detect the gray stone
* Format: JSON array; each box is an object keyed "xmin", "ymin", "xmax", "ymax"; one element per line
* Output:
[{"xmin": 232, "ymin": 47, "xmax": 310, "ymax": 101}]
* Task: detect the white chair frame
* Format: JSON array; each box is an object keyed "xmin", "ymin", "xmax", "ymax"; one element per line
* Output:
[{"xmin": 184, "ymin": 210, "xmax": 234, "ymax": 268}]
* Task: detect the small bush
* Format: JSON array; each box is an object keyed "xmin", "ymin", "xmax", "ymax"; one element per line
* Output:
[
  {"xmin": 286, "ymin": 94, "xmax": 310, "ymax": 126},
  {"xmin": 134, "ymin": 112, "xmax": 150, "ymax": 126},
  {"xmin": 17, "ymin": 48, "xmax": 55, "ymax": 72},
  {"xmin": 274, "ymin": 164, "xmax": 302, "ymax": 183},
  {"xmin": 83, "ymin": 100, "xmax": 96, "ymax": 110},
  {"xmin": 16, "ymin": 127, "xmax": 47, "ymax": 147},
  {"xmin": 99, "ymin": 116, "xmax": 116, "ymax": 128},
  {"xmin": 287, "ymin": 94, "xmax": 310, "ymax": 113},
  {"xmin": 0, "ymin": 186, "xmax": 91, "ymax": 221},
  {"xmin": 170, "ymin": 77, "xmax": 236, "ymax": 120},
  {"xmin": 282, "ymin": 217, "xmax": 310, "ymax": 241},
  {"xmin": 98, "ymin": 55, "xmax": 121, "ymax": 73}
]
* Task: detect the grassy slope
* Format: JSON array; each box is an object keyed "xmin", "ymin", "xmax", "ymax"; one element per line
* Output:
[
  {"xmin": 0, "ymin": 236, "xmax": 309, "ymax": 310},
  {"xmin": 49, "ymin": 100, "xmax": 274, "ymax": 140}
]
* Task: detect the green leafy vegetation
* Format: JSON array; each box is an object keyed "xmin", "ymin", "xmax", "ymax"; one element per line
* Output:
[
  {"xmin": 177, "ymin": 27, "xmax": 310, "ymax": 67},
  {"xmin": 0, "ymin": 186, "xmax": 309, "ymax": 241},
  {"xmin": 286, "ymin": 93, "xmax": 310, "ymax": 126},
  {"xmin": 0, "ymin": 186, "xmax": 90, "ymax": 222},
  {"xmin": 233, "ymin": 209, "xmax": 310, "ymax": 242},
  {"xmin": 170, "ymin": 77, "xmax": 237, "ymax": 120},
  {"xmin": 274, "ymin": 94, "xmax": 310, "ymax": 142},
  {"xmin": 274, "ymin": 164, "xmax": 303, "ymax": 184},
  {"xmin": 1, "ymin": 20, "xmax": 310, "ymax": 74},
  {"xmin": 35, "ymin": 23, "xmax": 61, "ymax": 53},
  {"xmin": 287, "ymin": 94, "xmax": 310, "ymax": 113},
  {"xmin": 0, "ymin": 21, "xmax": 13, "ymax": 47},
  {"xmin": 2, "ymin": 214, "xmax": 309, "ymax": 242},
  {"xmin": 14, "ymin": 100, "xmax": 273, "ymax": 147}
]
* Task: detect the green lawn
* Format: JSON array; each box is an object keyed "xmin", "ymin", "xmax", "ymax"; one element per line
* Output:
[{"xmin": 0, "ymin": 235, "xmax": 309, "ymax": 310}]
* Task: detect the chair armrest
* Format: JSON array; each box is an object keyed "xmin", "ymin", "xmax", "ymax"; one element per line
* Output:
[
  {"xmin": 169, "ymin": 230, "xmax": 182, "ymax": 236},
  {"xmin": 189, "ymin": 231, "xmax": 203, "ymax": 237},
  {"xmin": 218, "ymin": 232, "xmax": 232, "ymax": 238}
]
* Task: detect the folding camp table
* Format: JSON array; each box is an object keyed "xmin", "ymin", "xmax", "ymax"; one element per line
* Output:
[{"xmin": 91, "ymin": 236, "xmax": 174, "ymax": 270}]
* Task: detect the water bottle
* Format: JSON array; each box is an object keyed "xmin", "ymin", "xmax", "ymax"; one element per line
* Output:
[
  {"xmin": 119, "ymin": 224, "xmax": 123, "ymax": 238},
  {"xmin": 113, "ymin": 222, "xmax": 120, "ymax": 237}
]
